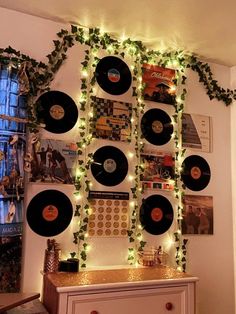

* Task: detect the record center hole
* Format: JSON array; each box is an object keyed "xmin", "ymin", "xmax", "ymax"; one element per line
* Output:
[
  {"xmin": 107, "ymin": 68, "xmax": 120, "ymax": 83},
  {"xmin": 103, "ymin": 158, "xmax": 117, "ymax": 173},
  {"xmin": 190, "ymin": 166, "xmax": 201, "ymax": 180},
  {"xmin": 49, "ymin": 104, "xmax": 65, "ymax": 120},
  {"xmin": 42, "ymin": 205, "xmax": 59, "ymax": 221},
  {"xmin": 151, "ymin": 207, "xmax": 163, "ymax": 222},
  {"xmin": 152, "ymin": 120, "xmax": 163, "ymax": 134}
]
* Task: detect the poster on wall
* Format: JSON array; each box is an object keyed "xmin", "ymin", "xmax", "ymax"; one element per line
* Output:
[
  {"xmin": 88, "ymin": 191, "xmax": 129, "ymax": 237},
  {"xmin": 182, "ymin": 113, "xmax": 212, "ymax": 152},
  {"xmin": 142, "ymin": 64, "xmax": 176, "ymax": 105},
  {"xmin": 182, "ymin": 195, "xmax": 213, "ymax": 235},
  {"xmin": 26, "ymin": 137, "xmax": 78, "ymax": 184},
  {"xmin": 92, "ymin": 96, "xmax": 132, "ymax": 142},
  {"xmin": 140, "ymin": 151, "xmax": 175, "ymax": 191}
]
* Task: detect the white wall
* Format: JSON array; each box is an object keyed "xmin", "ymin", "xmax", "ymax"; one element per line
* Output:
[
  {"xmin": 0, "ymin": 7, "xmax": 235, "ymax": 314},
  {"xmin": 230, "ymin": 65, "xmax": 236, "ymax": 313},
  {"xmin": 185, "ymin": 66, "xmax": 235, "ymax": 314}
]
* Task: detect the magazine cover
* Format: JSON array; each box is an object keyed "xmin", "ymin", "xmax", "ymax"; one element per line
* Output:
[
  {"xmin": 0, "ymin": 134, "xmax": 26, "ymax": 292},
  {"xmin": 140, "ymin": 151, "xmax": 175, "ymax": 191},
  {"xmin": 182, "ymin": 195, "xmax": 213, "ymax": 235},
  {"xmin": 25, "ymin": 137, "xmax": 78, "ymax": 184},
  {"xmin": 142, "ymin": 64, "xmax": 176, "ymax": 105},
  {"xmin": 92, "ymin": 97, "xmax": 132, "ymax": 142},
  {"xmin": 182, "ymin": 113, "xmax": 212, "ymax": 152},
  {"xmin": 0, "ymin": 198, "xmax": 23, "ymax": 236}
]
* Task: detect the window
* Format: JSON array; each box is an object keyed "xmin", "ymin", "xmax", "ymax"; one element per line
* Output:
[{"xmin": 0, "ymin": 65, "xmax": 27, "ymax": 133}]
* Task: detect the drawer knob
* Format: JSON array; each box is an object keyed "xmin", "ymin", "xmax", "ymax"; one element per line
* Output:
[
  {"xmin": 90, "ymin": 311, "xmax": 98, "ymax": 314},
  {"xmin": 166, "ymin": 302, "xmax": 173, "ymax": 311}
]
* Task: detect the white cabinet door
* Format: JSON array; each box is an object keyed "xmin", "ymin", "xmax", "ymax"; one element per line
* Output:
[{"xmin": 67, "ymin": 286, "xmax": 189, "ymax": 314}]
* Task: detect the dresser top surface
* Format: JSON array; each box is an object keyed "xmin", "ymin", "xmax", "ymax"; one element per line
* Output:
[{"xmin": 45, "ymin": 266, "xmax": 198, "ymax": 289}]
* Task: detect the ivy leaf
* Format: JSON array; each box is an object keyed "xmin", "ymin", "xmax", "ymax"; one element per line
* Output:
[
  {"xmin": 128, "ymin": 255, "xmax": 134, "ymax": 260},
  {"xmin": 71, "ymin": 25, "xmax": 78, "ymax": 33},
  {"xmin": 80, "ymin": 251, "xmax": 87, "ymax": 261}
]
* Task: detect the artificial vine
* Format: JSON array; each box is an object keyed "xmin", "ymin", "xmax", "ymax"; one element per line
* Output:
[{"xmin": 127, "ymin": 54, "xmax": 147, "ymax": 264}]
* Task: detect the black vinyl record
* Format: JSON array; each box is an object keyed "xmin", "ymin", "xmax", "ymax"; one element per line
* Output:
[
  {"xmin": 91, "ymin": 145, "xmax": 128, "ymax": 186},
  {"xmin": 95, "ymin": 56, "xmax": 132, "ymax": 95},
  {"xmin": 141, "ymin": 108, "xmax": 173, "ymax": 145},
  {"xmin": 26, "ymin": 190, "xmax": 73, "ymax": 237},
  {"xmin": 181, "ymin": 155, "xmax": 211, "ymax": 191},
  {"xmin": 140, "ymin": 195, "xmax": 173, "ymax": 235},
  {"xmin": 36, "ymin": 91, "xmax": 78, "ymax": 134}
]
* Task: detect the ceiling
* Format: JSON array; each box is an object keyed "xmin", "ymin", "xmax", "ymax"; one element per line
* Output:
[{"xmin": 0, "ymin": 0, "xmax": 236, "ymax": 66}]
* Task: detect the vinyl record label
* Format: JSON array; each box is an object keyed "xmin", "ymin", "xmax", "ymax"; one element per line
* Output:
[
  {"xmin": 36, "ymin": 91, "xmax": 78, "ymax": 134},
  {"xmin": 26, "ymin": 190, "xmax": 73, "ymax": 237},
  {"xmin": 95, "ymin": 56, "xmax": 132, "ymax": 95},
  {"xmin": 141, "ymin": 108, "xmax": 173, "ymax": 145},
  {"xmin": 140, "ymin": 194, "xmax": 173, "ymax": 235},
  {"xmin": 181, "ymin": 155, "xmax": 211, "ymax": 191},
  {"xmin": 91, "ymin": 145, "xmax": 128, "ymax": 186}
]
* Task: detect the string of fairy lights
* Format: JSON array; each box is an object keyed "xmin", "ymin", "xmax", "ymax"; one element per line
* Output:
[
  {"xmin": 0, "ymin": 24, "xmax": 231, "ymax": 272},
  {"xmin": 67, "ymin": 27, "xmax": 189, "ymax": 270}
]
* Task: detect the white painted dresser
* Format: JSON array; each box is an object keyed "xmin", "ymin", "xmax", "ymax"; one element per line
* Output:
[{"xmin": 42, "ymin": 266, "xmax": 198, "ymax": 314}]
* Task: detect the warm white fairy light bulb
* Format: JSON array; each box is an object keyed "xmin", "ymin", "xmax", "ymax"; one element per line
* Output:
[
  {"xmin": 128, "ymin": 152, "xmax": 134, "ymax": 158},
  {"xmin": 172, "ymin": 59, "xmax": 179, "ymax": 67},
  {"xmin": 107, "ymin": 45, "xmax": 114, "ymax": 53},
  {"xmin": 81, "ymin": 69, "xmax": 88, "ymax": 77},
  {"xmin": 88, "ymin": 207, "xmax": 93, "ymax": 215},
  {"xmin": 120, "ymin": 33, "xmax": 127, "ymax": 42},
  {"xmin": 92, "ymin": 49, "xmax": 98, "ymax": 56},
  {"xmin": 140, "ymin": 163, "xmax": 145, "ymax": 170},
  {"xmin": 85, "ymin": 244, "xmax": 90, "ymax": 251},
  {"xmin": 176, "ymin": 96, "xmax": 181, "ymax": 103},
  {"xmin": 83, "ymin": 33, "xmax": 89, "ymax": 41},
  {"xmin": 81, "ymin": 119, "xmax": 86, "ymax": 126},
  {"xmin": 76, "ymin": 168, "xmax": 83, "ymax": 177},
  {"xmin": 170, "ymin": 85, "xmax": 176, "ymax": 93},
  {"xmin": 80, "ymin": 93, "xmax": 87, "ymax": 102},
  {"xmin": 129, "ymin": 201, "xmax": 135, "ymax": 208},
  {"xmin": 75, "ymin": 193, "xmax": 82, "ymax": 201},
  {"xmin": 128, "ymin": 174, "xmax": 134, "ymax": 181}
]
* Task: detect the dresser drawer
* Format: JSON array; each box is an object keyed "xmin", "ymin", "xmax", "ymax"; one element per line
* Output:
[{"xmin": 67, "ymin": 285, "xmax": 189, "ymax": 314}]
